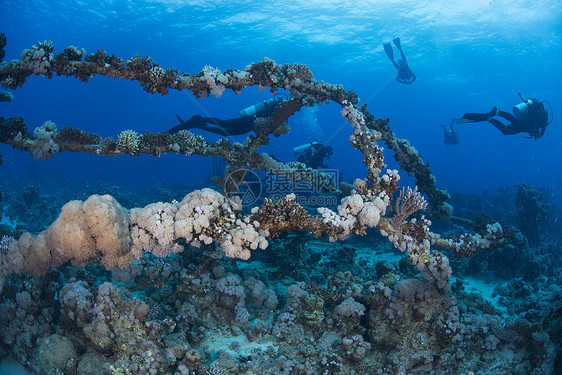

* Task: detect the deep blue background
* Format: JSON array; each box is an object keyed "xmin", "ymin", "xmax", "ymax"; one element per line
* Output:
[{"xmin": 1, "ymin": 0, "xmax": 561, "ymax": 206}]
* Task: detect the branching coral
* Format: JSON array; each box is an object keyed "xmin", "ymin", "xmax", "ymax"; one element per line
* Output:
[
  {"xmin": 116, "ymin": 129, "xmax": 141, "ymax": 156},
  {"xmin": 390, "ymin": 186, "xmax": 428, "ymax": 230}
]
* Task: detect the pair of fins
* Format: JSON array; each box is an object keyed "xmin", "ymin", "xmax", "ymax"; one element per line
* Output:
[
  {"xmin": 454, "ymin": 107, "xmax": 499, "ymax": 124},
  {"xmin": 383, "ymin": 37, "xmax": 402, "ymax": 59}
]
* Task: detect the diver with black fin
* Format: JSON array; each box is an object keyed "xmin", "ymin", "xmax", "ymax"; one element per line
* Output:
[
  {"xmin": 169, "ymin": 94, "xmax": 287, "ymax": 136},
  {"xmin": 383, "ymin": 37, "xmax": 416, "ymax": 85},
  {"xmin": 455, "ymin": 93, "xmax": 553, "ymax": 139}
]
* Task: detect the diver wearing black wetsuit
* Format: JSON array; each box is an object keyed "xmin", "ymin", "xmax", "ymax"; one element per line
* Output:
[
  {"xmin": 457, "ymin": 93, "xmax": 551, "ymax": 139},
  {"xmin": 383, "ymin": 37, "xmax": 416, "ymax": 85},
  {"xmin": 169, "ymin": 97, "xmax": 284, "ymax": 137}
]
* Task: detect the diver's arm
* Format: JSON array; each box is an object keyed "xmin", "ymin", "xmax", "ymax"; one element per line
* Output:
[{"xmin": 535, "ymin": 126, "xmax": 546, "ymax": 139}]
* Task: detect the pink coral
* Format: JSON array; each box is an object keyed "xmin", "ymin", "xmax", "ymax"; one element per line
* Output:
[{"xmin": 390, "ymin": 186, "xmax": 428, "ymax": 230}]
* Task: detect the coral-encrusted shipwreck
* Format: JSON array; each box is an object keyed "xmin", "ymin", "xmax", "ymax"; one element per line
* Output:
[
  {"xmin": 0, "ymin": 37, "xmax": 555, "ymax": 375},
  {"xmin": 0, "ymin": 39, "xmax": 516, "ymax": 294}
]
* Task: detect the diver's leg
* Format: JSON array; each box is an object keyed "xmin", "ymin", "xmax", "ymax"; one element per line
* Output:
[
  {"xmin": 201, "ymin": 117, "xmax": 255, "ymax": 136},
  {"xmin": 489, "ymin": 118, "xmax": 519, "ymax": 135},
  {"xmin": 200, "ymin": 117, "xmax": 222, "ymax": 126},
  {"xmin": 383, "ymin": 43, "xmax": 394, "ymax": 60},
  {"xmin": 392, "ymin": 37, "xmax": 408, "ymax": 64},
  {"xmin": 394, "ymin": 40, "xmax": 407, "ymax": 63},
  {"xmin": 168, "ymin": 123, "xmax": 185, "ymax": 134},
  {"xmin": 168, "ymin": 114, "xmax": 203, "ymax": 134},
  {"xmin": 383, "ymin": 44, "xmax": 400, "ymax": 69},
  {"xmin": 496, "ymin": 110, "xmax": 517, "ymax": 123}
]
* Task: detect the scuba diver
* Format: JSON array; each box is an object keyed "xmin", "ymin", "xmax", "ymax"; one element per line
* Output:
[
  {"xmin": 455, "ymin": 93, "xmax": 553, "ymax": 139},
  {"xmin": 293, "ymin": 140, "xmax": 334, "ymax": 169},
  {"xmin": 383, "ymin": 37, "xmax": 416, "ymax": 85},
  {"xmin": 441, "ymin": 119, "xmax": 459, "ymax": 146},
  {"xmin": 169, "ymin": 94, "xmax": 287, "ymax": 136}
]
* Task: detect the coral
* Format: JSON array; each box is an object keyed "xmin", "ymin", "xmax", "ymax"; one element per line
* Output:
[
  {"xmin": 0, "ymin": 180, "xmax": 509, "ymax": 294},
  {"xmin": 249, "ymin": 194, "xmax": 319, "ymax": 237},
  {"xmin": 332, "ymin": 297, "xmax": 366, "ymax": 332},
  {"xmin": 199, "ymin": 65, "xmax": 228, "ymax": 98},
  {"xmin": 55, "ymin": 126, "xmax": 102, "ymax": 145},
  {"xmin": 19, "ymin": 40, "xmax": 54, "ymax": 76},
  {"xmin": 31, "ymin": 334, "xmax": 79, "ymax": 374},
  {"xmin": 284, "ymin": 63, "xmax": 314, "ymax": 81},
  {"xmin": 27, "ymin": 120, "xmax": 60, "ymax": 160},
  {"xmin": 140, "ymin": 131, "xmax": 173, "ymax": 156},
  {"xmin": 0, "ymin": 235, "xmax": 558, "ymax": 375},
  {"xmin": 0, "ymin": 116, "xmax": 27, "ymax": 141},
  {"xmin": 170, "ymin": 130, "xmax": 206, "ymax": 155},
  {"xmin": 59, "ymin": 281, "xmax": 94, "ymax": 328},
  {"xmin": 61, "ymin": 45, "xmax": 86, "ymax": 61},
  {"xmin": 0, "ymin": 32, "xmax": 6, "ymax": 62},
  {"xmin": 0, "ymin": 90, "xmax": 12, "ymax": 102},
  {"xmin": 3, "ymin": 194, "xmax": 131, "ymax": 277},
  {"xmin": 243, "ymin": 277, "xmax": 278, "ymax": 311},
  {"xmin": 516, "ymin": 184, "xmax": 550, "ymax": 246},
  {"xmin": 1, "ymin": 235, "xmax": 14, "ymax": 251},
  {"xmin": 390, "ymin": 186, "xmax": 428, "ymax": 230},
  {"xmin": 116, "ymin": 129, "xmax": 141, "ymax": 156},
  {"xmin": 130, "ymin": 201, "xmax": 182, "ymax": 258}
]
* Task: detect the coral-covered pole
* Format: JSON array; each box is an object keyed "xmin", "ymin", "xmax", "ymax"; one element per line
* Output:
[{"xmin": 0, "ymin": 38, "xmax": 449, "ymax": 214}]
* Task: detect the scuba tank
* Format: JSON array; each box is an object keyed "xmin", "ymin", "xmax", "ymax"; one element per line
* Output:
[
  {"xmin": 239, "ymin": 96, "xmax": 285, "ymax": 118},
  {"xmin": 293, "ymin": 141, "xmax": 321, "ymax": 155},
  {"xmin": 513, "ymin": 92, "xmax": 534, "ymax": 118},
  {"xmin": 513, "ymin": 92, "xmax": 554, "ymax": 124}
]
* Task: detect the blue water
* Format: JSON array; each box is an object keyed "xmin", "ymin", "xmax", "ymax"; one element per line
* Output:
[
  {"xmin": 2, "ymin": 3, "xmax": 562, "ymax": 374},
  {"xmin": 1, "ymin": 0, "xmax": 562, "ymax": 204}
]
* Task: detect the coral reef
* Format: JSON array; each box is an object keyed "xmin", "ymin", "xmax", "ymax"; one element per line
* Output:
[
  {"xmin": 0, "ymin": 36, "xmax": 556, "ymax": 375},
  {"xmin": 0, "ymin": 237, "xmax": 559, "ymax": 374},
  {"xmin": 516, "ymin": 184, "xmax": 550, "ymax": 246}
]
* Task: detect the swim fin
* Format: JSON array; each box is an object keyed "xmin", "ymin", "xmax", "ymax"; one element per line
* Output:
[
  {"xmin": 169, "ymin": 114, "xmax": 203, "ymax": 134},
  {"xmin": 459, "ymin": 113, "xmax": 490, "ymax": 122},
  {"xmin": 453, "ymin": 118, "xmax": 475, "ymax": 124},
  {"xmin": 393, "ymin": 37, "xmax": 401, "ymax": 49},
  {"xmin": 383, "ymin": 43, "xmax": 394, "ymax": 59},
  {"xmin": 176, "ymin": 113, "xmax": 185, "ymax": 124}
]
